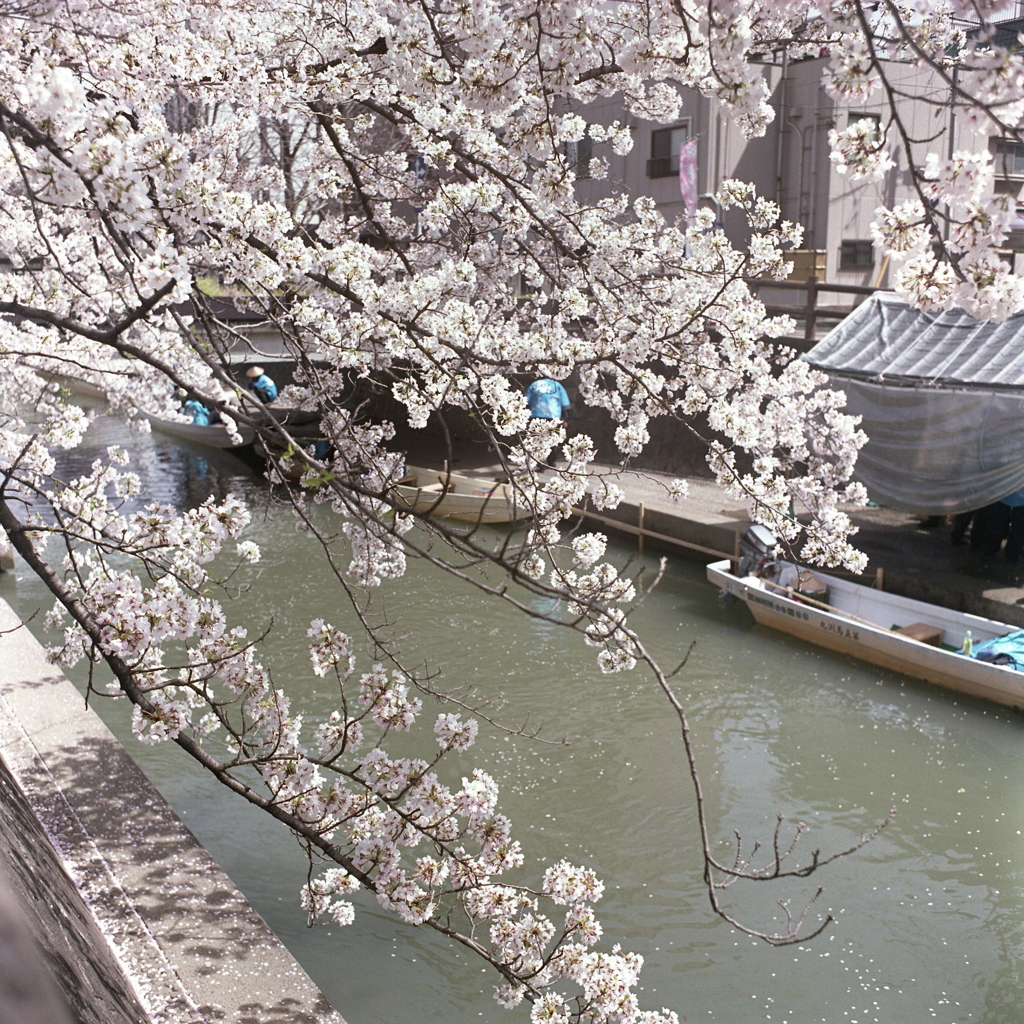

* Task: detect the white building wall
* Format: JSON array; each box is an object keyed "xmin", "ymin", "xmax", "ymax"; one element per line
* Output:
[{"xmin": 577, "ymin": 52, "xmax": 1019, "ymax": 297}]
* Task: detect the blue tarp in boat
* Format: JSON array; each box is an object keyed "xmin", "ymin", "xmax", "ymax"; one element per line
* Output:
[{"xmin": 970, "ymin": 630, "xmax": 1024, "ymax": 672}]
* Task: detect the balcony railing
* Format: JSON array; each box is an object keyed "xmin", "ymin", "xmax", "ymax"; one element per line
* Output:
[{"xmin": 645, "ymin": 157, "xmax": 676, "ymax": 178}]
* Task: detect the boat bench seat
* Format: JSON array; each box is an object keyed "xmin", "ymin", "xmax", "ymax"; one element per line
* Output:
[{"xmin": 896, "ymin": 622, "xmax": 943, "ymax": 646}]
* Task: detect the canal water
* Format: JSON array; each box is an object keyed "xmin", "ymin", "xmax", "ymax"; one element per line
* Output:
[{"xmin": 2, "ymin": 410, "xmax": 1024, "ymax": 1024}]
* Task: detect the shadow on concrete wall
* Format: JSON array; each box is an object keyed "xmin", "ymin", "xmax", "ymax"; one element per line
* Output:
[
  {"xmin": 348, "ymin": 373, "xmax": 720, "ymax": 477},
  {"xmin": 37, "ymin": 734, "xmax": 337, "ymax": 1024},
  {"xmin": 0, "ymin": 755, "xmax": 144, "ymax": 1024}
]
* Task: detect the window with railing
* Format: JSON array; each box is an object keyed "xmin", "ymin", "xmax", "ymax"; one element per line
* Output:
[
  {"xmin": 564, "ymin": 137, "xmax": 593, "ymax": 179},
  {"xmin": 992, "ymin": 138, "xmax": 1024, "ymax": 177},
  {"xmin": 847, "ymin": 111, "xmax": 881, "ymax": 138},
  {"xmin": 0, "ymin": 255, "xmax": 45, "ymax": 272},
  {"xmin": 647, "ymin": 122, "xmax": 691, "ymax": 178},
  {"xmin": 840, "ymin": 239, "xmax": 874, "ymax": 271}
]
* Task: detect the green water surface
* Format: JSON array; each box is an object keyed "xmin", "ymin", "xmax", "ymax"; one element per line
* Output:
[{"xmin": 2, "ymin": 411, "xmax": 1023, "ymax": 1024}]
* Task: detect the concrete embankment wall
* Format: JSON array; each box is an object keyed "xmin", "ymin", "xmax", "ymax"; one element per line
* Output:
[
  {"xmin": 341, "ymin": 373, "xmax": 723, "ymax": 480},
  {"xmin": 0, "ymin": 598, "xmax": 345, "ymax": 1024}
]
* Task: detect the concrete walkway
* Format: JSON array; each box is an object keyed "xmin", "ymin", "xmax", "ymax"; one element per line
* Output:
[
  {"xmin": 0, "ymin": 599, "xmax": 345, "ymax": 1024},
  {"xmin": 565, "ymin": 467, "xmax": 1024, "ymax": 630},
  {"xmin": 842, "ymin": 503, "xmax": 1024, "ymax": 628},
  {"xmin": 369, "ymin": 450, "xmax": 1024, "ymax": 629}
]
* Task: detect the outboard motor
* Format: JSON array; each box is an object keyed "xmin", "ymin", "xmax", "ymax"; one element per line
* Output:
[{"xmin": 737, "ymin": 524, "xmax": 778, "ymax": 578}]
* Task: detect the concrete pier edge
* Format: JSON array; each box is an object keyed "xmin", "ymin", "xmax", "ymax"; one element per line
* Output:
[
  {"xmin": 571, "ymin": 467, "xmax": 1024, "ymax": 630},
  {"xmin": 0, "ymin": 597, "xmax": 344, "ymax": 1024}
]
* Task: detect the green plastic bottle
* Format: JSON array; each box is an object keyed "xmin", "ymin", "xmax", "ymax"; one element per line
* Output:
[{"xmin": 961, "ymin": 630, "xmax": 973, "ymax": 656}]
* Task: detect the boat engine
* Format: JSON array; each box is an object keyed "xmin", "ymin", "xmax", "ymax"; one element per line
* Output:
[{"xmin": 737, "ymin": 524, "xmax": 778, "ymax": 578}]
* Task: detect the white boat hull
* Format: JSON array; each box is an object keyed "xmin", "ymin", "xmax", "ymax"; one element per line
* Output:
[
  {"xmin": 707, "ymin": 559, "xmax": 1024, "ymax": 709},
  {"xmin": 42, "ymin": 372, "xmax": 256, "ymax": 449},
  {"xmin": 141, "ymin": 411, "xmax": 255, "ymax": 449},
  {"xmin": 393, "ymin": 466, "xmax": 530, "ymax": 523}
]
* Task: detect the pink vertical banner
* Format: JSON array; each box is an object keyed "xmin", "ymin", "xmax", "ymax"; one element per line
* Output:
[{"xmin": 678, "ymin": 138, "xmax": 698, "ymax": 218}]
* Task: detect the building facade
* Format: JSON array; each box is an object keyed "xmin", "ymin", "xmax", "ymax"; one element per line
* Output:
[{"xmin": 577, "ymin": 41, "xmax": 1022, "ymax": 300}]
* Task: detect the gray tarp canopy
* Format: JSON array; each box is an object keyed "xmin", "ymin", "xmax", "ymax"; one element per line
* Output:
[{"xmin": 803, "ymin": 292, "xmax": 1024, "ymax": 515}]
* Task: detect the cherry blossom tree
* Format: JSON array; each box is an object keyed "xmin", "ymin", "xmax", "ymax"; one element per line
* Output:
[{"xmin": 0, "ymin": 1, "xmax": 1018, "ymax": 1021}]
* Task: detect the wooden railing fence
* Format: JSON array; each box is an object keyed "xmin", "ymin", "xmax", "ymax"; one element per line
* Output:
[{"xmin": 745, "ymin": 275, "xmax": 880, "ymax": 342}]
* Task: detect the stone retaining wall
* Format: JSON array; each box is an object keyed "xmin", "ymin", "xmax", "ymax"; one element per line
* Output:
[{"xmin": 0, "ymin": 598, "xmax": 345, "ymax": 1024}]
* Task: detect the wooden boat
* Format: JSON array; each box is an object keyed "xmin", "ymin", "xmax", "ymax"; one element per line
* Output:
[
  {"xmin": 392, "ymin": 466, "xmax": 530, "ymax": 523},
  {"xmin": 142, "ymin": 397, "xmax": 321, "ymax": 451},
  {"xmin": 139, "ymin": 409, "xmax": 255, "ymax": 449},
  {"xmin": 43, "ymin": 371, "xmax": 256, "ymax": 449},
  {"xmin": 707, "ymin": 557, "xmax": 1024, "ymax": 709},
  {"xmin": 48, "ymin": 375, "xmax": 108, "ymax": 401}
]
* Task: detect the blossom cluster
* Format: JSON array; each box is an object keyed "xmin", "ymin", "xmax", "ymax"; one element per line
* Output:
[
  {"xmin": 29, "ymin": 479, "xmax": 667, "ymax": 1021},
  {"xmin": 872, "ymin": 150, "xmax": 1024, "ymax": 320}
]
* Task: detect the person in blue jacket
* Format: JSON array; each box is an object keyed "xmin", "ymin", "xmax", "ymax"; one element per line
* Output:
[
  {"xmin": 525, "ymin": 377, "xmax": 570, "ymax": 421},
  {"xmin": 182, "ymin": 398, "xmax": 212, "ymax": 426},
  {"xmin": 246, "ymin": 365, "xmax": 278, "ymax": 404}
]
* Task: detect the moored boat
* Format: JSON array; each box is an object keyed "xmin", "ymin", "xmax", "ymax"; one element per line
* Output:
[
  {"xmin": 42, "ymin": 370, "xmax": 257, "ymax": 449},
  {"xmin": 392, "ymin": 466, "xmax": 530, "ymax": 523},
  {"xmin": 708, "ymin": 530, "xmax": 1024, "ymax": 709},
  {"xmin": 139, "ymin": 409, "xmax": 256, "ymax": 449}
]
